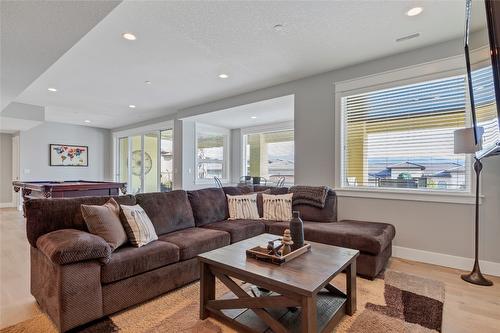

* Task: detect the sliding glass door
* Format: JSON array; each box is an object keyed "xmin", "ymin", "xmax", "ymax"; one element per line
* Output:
[
  {"xmin": 130, "ymin": 135, "xmax": 143, "ymax": 194},
  {"xmin": 160, "ymin": 129, "xmax": 174, "ymax": 192},
  {"xmin": 243, "ymin": 129, "xmax": 294, "ymax": 185},
  {"xmin": 117, "ymin": 128, "xmax": 173, "ymax": 193},
  {"xmin": 143, "ymin": 133, "xmax": 158, "ymax": 193}
]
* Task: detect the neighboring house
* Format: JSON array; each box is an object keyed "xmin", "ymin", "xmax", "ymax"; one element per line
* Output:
[
  {"xmin": 387, "ymin": 162, "xmax": 425, "ymax": 179},
  {"xmin": 368, "ymin": 161, "xmax": 466, "ymax": 190}
]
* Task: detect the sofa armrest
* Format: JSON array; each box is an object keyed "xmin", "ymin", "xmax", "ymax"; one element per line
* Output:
[{"xmin": 36, "ymin": 229, "xmax": 111, "ymax": 265}]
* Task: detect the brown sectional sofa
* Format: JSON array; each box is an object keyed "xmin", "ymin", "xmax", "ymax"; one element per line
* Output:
[{"xmin": 25, "ymin": 186, "xmax": 395, "ymax": 332}]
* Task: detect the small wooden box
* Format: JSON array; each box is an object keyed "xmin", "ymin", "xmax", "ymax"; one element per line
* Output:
[{"xmin": 246, "ymin": 243, "xmax": 311, "ymax": 265}]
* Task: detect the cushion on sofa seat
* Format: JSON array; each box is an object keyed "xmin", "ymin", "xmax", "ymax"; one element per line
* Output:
[
  {"xmin": 81, "ymin": 198, "xmax": 128, "ymax": 251},
  {"xmin": 101, "ymin": 240, "xmax": 179, "ymax": 284},
  {"xmin": 263, "ymin": 220, "xmax": 289, "ymax": 236},
  {"xmin": 135, "ymin": 191, "xmax": 195, "ymax": 235},
  {"xmin": 188, "ymin": 188, "xmax": 228, "ymax": 226},
  {"xmin": 158, "ymin": 228, "xmax": 230, "ymax": 260},
  {"xmin": 201, "ymin": 219, "xmax": 265, "ymax": 243},
  {"xmin": 266, "ymin": 220, "xmax": 395, "ymax": 255}
]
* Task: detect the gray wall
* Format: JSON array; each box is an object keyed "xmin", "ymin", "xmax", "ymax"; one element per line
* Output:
[
  {"xmin": 177, "ymin": 37, "xmax": 500, "ymax": 264},
  {"xmin": 172, "ymin": 119, "xmax": 183, "ymax": 190},
  {"xmin": 19, "ymin": 122, "xmax": 112, "ymax": 181},
  {"xmin": 0, "ymin": 133, "xmax": 13, "ymax": 203},
  {"xmin": 180, "ymin": 120, "xmax": 197, "ymax": 189},
  {"xmin": 230, "ymin": 128, "xmax": 242, "ymax": 184}
]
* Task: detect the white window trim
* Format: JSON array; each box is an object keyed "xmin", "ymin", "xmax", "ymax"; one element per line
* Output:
[
  {"xmin": 334, "ymin": 187, "xmax": 481, "ymax": 205},
  {"xmin": 240, "ymin": 121, "xmax": 295, "ymax": 184},
  {"xmin": 240, "ymin": 120, "xmax": 294, "ymax": 135},
  {"xmin": 112, "ymin": 120, "xmax": 174, "ymax": 138},
  {"xmin": 194, "ymin": 122, "xmax": 231, "ymax": 185},
  {"xmin": 112, "ymin": 120, "xmax": 174, "ymax": 192},
  {"xmin": 334, "ymin": 54, "xmax": 478, "ymax": 205}
]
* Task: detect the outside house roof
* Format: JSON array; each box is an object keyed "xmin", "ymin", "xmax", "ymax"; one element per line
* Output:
[
  {"xmin": 387, "ymin": 162, "xmax": 426, "ymax": 170},
  {"xmin": 369, "ymin": 162, "xmax": 465, "ymax": 179}
]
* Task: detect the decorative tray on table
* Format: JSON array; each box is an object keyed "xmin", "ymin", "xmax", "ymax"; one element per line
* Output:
[{"xmin": 246, "ymin": 238, "xmax": 311, "ymax": 265}]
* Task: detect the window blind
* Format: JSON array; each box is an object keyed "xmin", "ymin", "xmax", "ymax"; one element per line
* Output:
[
  {"xmin": 342, "ymin": 75, "xmax": 469, "ymax": 191},
  {"xmin": 472, "ymin": 66, "xmax": 500, "ymax": 150}
]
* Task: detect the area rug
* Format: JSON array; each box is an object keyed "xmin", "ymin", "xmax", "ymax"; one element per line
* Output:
[{"xmin": 1, "ymin": 270, "xmax": 444, "ymax": 333}]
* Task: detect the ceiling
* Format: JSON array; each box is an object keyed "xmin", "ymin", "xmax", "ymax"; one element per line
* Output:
[
  {"xmin": 7, "ymin": 0, "xmax": 486, "ymax": 129},
  {"xmin": 183, "ymin": 95, "xmax": 294, "ymax": 129},
  {"xmin": 0, "ymin": 0, "xmax": 121, "ymax": 110},
  {"xmin": 0, "ymin": 117, "xmax": 43, "ymax": 134}
]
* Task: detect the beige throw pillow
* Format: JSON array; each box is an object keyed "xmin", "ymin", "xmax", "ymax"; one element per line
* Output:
[
  {"xmin": 227, "ymin": 194, "xmax": 260, "ymax": 220},
  {"xmin": 81, "ymin": 198, "xmax": 128, "ymax": 251},
  {"xmin": 262, "ymin": 193, "xmax": 293, "ymax": 221},
  {"xmin": 120, "ymin": 204, "xmax": 158, "ymax": 247}
]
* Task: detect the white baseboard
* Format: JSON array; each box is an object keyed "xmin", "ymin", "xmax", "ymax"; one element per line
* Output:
[
  {"xmin": 392, "ymin": 246, "xmax": 500, "ymax": 277},
  {"xmin": 0, "ymin": 201, "xmax": 16, "ymax": 208}
]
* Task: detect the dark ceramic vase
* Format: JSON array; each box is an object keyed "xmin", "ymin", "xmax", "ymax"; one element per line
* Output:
[{"xmin": 290, "ymin": 211, "xmax": 304, "ymax": 251}]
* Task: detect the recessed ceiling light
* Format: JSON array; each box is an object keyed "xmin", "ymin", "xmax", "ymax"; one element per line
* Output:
[
  {"xmin": 128, "ymin": 104, "xmax": 136, "ymax": 109},
  {"xmin": 47, "ymin": 87, "xmax": 57, "ymax": 92},
  {"xmin": 122, "ymin": 32, "xmax": 137, "ymax": 41},
  {"xmin": 84, "ymin": 120, "xmax": 91, "ymax": 123},
  {"xmin": 273, "ymin": 24, "xmax": 285, "ymax": 32},
  {"xmin": 144, "ymin": 80, "xmax": 152, "ymax": 85},
  {"xmin": 406, "ymin": 7, "xmax": 423, "ymax": 16},
  {"xmin": 218, "ymin": 73, "xmax": 229, "ymax": 79},
  {"xmin": 251, "ymin": 116, "xmax": 257, "ymax": 119}
]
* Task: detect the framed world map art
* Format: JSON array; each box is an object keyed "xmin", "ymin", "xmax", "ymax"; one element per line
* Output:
[{"xmin": 50, "ymin": 144, "xmax": 88, "ymax": 166}]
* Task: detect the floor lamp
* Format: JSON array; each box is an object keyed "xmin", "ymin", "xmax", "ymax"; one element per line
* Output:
[{"xmin": 454, "ymin": 127, "xmax": 493, "ymax": 286}]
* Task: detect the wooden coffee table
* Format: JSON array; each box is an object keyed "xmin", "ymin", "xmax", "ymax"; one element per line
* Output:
[{"xmin": 198, "ymin": 233, "xmax": 359, "ymax": 333}]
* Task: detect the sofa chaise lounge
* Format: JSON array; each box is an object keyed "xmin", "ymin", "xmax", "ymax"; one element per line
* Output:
[{"xmin": 25, "ymin": 185, "xmax": 395, "ymax": 331}]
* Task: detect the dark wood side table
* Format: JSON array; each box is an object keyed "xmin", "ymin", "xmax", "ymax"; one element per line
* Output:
[{"xmin": 198, "ymin": 233, "xmax": 359, "ymax": 333}]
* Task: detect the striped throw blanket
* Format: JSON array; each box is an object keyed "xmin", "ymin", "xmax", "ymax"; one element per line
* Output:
[{"xmin": 289, "ymin": 185, "xmax": 329, "ymax": 208}]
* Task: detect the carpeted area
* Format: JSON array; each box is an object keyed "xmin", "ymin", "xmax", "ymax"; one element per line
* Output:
[{"xmin": 1, "ymin": 270, "xmax": 444, "ymax": 333}]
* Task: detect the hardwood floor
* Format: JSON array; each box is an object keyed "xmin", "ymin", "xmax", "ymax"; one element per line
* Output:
[
  {"xmin": 0, "ymin": 208, "xmax": 38, "ymax": 330},
  {"xmin": 0, "ymin": 207, "xmax": 499, "ymax": 332}
]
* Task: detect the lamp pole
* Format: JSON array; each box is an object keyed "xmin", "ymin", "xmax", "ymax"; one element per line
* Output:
[{"xmin": 461, "ymin": 157, "xmax": 493, "ymax": 286}]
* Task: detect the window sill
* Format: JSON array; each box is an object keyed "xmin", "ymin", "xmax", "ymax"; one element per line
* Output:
[{"xmin": 334, "ymin": 187, "xmax": 481, "ymax": 205}]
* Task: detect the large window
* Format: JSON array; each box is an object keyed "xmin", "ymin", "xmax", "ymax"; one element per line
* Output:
[
  {"xmin": 196, "ymin": 123, "xmax": 229, "ymax": 182},
  {"xmin": 243, "ymin": 128, "xmax": 294, "ymax": 185},
  {"xmin": 116, "ymin": 127, "xmax": 174, "ymax": 194},
  {"xmin": 341, "ymin": 75, "xmax": 470, "ymax": 192}
]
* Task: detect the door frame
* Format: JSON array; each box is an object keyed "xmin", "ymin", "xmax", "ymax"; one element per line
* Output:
[
  {"xmin": 112, "ymin": 120, "xmax": 174, "ymax": 193},
  {"xmin": 12, "ymin": 134, "xmax": 20, "ymax": 210}
]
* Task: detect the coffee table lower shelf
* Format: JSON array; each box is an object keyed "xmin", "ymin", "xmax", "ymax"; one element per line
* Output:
[
  {"xmin": 206, "ymin": 288, "xmax": 347, "ymax": 333},
  {"xmin": 198, "ymin": 234, "xmax": 359, "ymax": 333}
]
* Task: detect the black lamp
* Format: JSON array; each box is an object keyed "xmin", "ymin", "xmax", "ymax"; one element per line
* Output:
[{"xmin": 454, "ymin": 127, "xmax": 493, "ymax": 286}]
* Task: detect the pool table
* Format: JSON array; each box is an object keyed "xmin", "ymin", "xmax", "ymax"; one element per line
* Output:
[{"xmin": 13, "ymin": 180, "xmax": 127, "ymax": 202}]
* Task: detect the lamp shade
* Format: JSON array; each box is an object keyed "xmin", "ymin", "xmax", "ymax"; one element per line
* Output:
[{"xmin": 454, "ymin": 127, "xmax": 483, "ymax": 154}]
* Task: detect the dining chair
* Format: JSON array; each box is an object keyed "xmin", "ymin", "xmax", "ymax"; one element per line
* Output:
[
  {"xmin": 214, "ymin": 176, "xmax": 223, "ymax": 188},
  {"xmin": 276, "ymin": 176, "xmax": 286, "ymax": 187}
]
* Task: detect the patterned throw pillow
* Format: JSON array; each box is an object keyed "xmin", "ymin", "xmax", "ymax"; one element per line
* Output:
[
  {"xmin": 120, "ymin": 204, "xmax": 158, "ymax": 247},
  {"xmin": 81, "ymin": 198, "xmax": 128, "ymax": 251},
  {"xmin": 226, "ymin": 194, "xmax": 260, "ymax": 220},
  {"xmin": 262, "ymin": 193, "xmax": 293, "ymax": 221}
]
